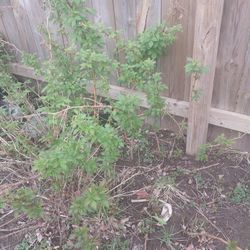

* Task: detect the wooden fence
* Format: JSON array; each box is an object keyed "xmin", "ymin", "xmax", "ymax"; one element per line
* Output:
[{"xmin": 1, "ymin": 0, "xmax": 250, "ymax": 154}]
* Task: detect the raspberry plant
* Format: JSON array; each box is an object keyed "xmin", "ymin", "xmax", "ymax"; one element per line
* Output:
[{"xmin": 0, "ymin": 0, "xmax": 181, "ymax": 248}]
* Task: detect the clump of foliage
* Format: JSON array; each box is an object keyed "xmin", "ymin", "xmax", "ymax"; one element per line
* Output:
[
  {"xmin": 101, "ymin": 237, "xmax": 131, "ymax": 250},
  {"xmin": 185, "ymin": 57, "xmax": 209, "ymax": 102},
  {"xmin": 196, "ymin": 134, "xmax": 233, "ymax": 162},
  {"xmin": 8, "ymin": 188, "xmax": 43, "ymax": 219},
  {"xmin": 184, "ymin": 57, "xmax": 208, "ymax": 79},
  {"xmin": 0, "ymin": 0, "xmax": 181, "ymax": 248},
  {"xmin": 196, "ymin": 143, "xmax": 210, "ymax": 162},
  {"xmin": 230, "ymin": 183, "xmax": 250, "ymax": 204},
  {"xmin": 214, "ymin": 133, "xmax": 233, "ymax": 147},
  {"xmin": 66, "ymin": 226, "xmax": 96, "ymax": 250},
  {"xmin": 159, "ymin": 228, "xmax": 174, "ymax": 248},
  {"xmin": 70, "ymin": 184, "xmax": 109, "ymax": 221},
  {"xmin": 226, "ymin": 240, "xmax": 239, "ymax": 250},
  {"xmin": 15, "ymin": 236, "xmax": 52, "ymax": 250},
  {"xmin": 117, "ymin": 24, "xmax": 181, "ymax": 116}
]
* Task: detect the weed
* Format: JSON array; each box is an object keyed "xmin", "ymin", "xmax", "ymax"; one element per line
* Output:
[
  {"xmin": 185, "ymin": 58, "xmax": 208, "ymax": 102},
  {"xmin": 138, "ymin": 218, "xmax": 156, "ymax": 234},
  {"xmin": 8, "ymin": 188, "xmax": 43, "ymax": 219},
  {"xmin": 172, "ymin": 148, "xmax": 183, "ymax": 159},
  {"xmin": 101, "ymin": 237, "xmax": 130, "ymax": 250},
  {"xmin": 176, "ymin": 120, "xmax": 187, "ymax": 140},
  {"xmin": 214, "ymin": 133, "xmax": 233, "ymax": 147},
  {"xmin": 230, "ymin": 183, "xmax": 250, "ymax": 204},
  {"xmin": 65, "ymin": 226, "xmax": 96, "ymax": 250},
  {"xmin": 194, "ymin": 173, "xmax": 205, "ymax": 189},
  {"xmin": 15, "ymin": 235, "xmax": 52, "ymax": 250},
  {"xmin": 156, "ymin": 169, "xmax": 184, "ymax": 188},
  {"xmin": 196, "ymin": 134, "xmax": 234, "ymax": 162},
  {"xmin": 159, "ymin": 228, "xmax": 173, "ymax": 247},
  {"xmin": 134, "ymin": 136, "xmax": 155, "ymax": 164},
  {"xmin": 191, "ymin": 88, "xmax": 203, "ymax": 102},
  {"xmin": 185, "ymin": 57, "xmax": 208, "ymax": 79},
  {"xmin": 196, "ymin": 143, "xmax": 210, "ymax": 162},
  {"xmin": 0, "ymin": 198, "xmax": 4, "ymax": 209},
  {"xmin": 226, "ymin": 240, "xmax": 238, "ymax": 250},
  {"xmin": 15, "ymin": 240, "xmax": 30, "ymax": 250},
  {"xmin": 156, "ymin": 176, "xmax": 176, "ymax": 187}
]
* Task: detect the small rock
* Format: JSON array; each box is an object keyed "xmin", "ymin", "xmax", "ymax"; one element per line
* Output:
[
  {"xmin": 22, "ymin": 114, "xmax": 47, "ymax": 139},
  {"xmin": 218, "ymin": 174, "xmax": 224, "ymax": 180},
  {"xmin": 188, "ymin": 179, "xmax": 193, "ymax": 184},
  {"xmin": 0, "ymin": 101, "xmax": 22, "ymax": 118},
  {"xmin": 36, "ymin": 230, "xmax": 43, "ymax": 242},
  {"xmin": 186, "ymin": 243, "xmax": 195, "ymax": 250}
]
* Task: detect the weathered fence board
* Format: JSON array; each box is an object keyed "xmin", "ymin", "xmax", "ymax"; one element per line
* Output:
[
  {"xmin": 186, "ymin": 0, "xmax": 224, "ymax": 155},
  {"xmin": 210, "ymin": 0, "xmax": 250, "ymax": 153},
  {"xmin": 0, "ymin": 0, "xmax": 25, "ymax": 59},
  {"xmin": 15, "ymin": 0, "xmax": 48, "ymax": 57},
  {"xmin": 92, "ymin": 0, "xmax": 116, "ymax": 57},
  {"xmin": 212, "ymin": 0, "xmax": 250, "ymax": 114},
  {"xmin": 113, "ymin": 0, "xmax": 137, "ymax": 40},
  {"xmin": 160, "ymin": 0, "xmax": 195, "ymax": 101}
]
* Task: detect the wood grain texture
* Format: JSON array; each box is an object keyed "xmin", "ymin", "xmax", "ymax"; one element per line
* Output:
[
  {"xmin": 210, "ymin": 0, "xmax": 250, "ymax": 152},
  {"xmin": 159, "ymin": 0, "xmax": 196, "ymax": 100},
  {"xmin": 0, "ymin": 0, "xmax": 24, "ymax": 59},
  {"xmin": 159, "ymin": 0, "xmax": 195, "ymax": 139},
  {"xmin": 91, "ymin": 0, "xmax": 116, "ymax": 57},
  {"xmin": 17, "ymin": 0, "xmax": 48, "ymax": 58},
  {"xmin": 10, "ymin": 0, "xmax": 37, "ymax": 54},
  {"xmin": 212, "ymin": 0, "xmax": 250, "ymax": 113},
  {"xmin": 186, "ymin": 0, "xmax": 224, "ymax": 155},
  {"xmin": 136, "ymin": 0, "xmax": 152, "ymax": 33},
  {"xmin": 0, "ymin": 8, "xmax": 8, "ymax": 41},
  {"xmin": 113, "ymin": 0, "xmax": 136, "ymax": 39},
  {"xmin": 145, "ymin": 0, "xmax": 161, "ymax": 28}
]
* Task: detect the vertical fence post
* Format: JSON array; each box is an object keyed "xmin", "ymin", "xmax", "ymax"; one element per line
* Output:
[{"xmin": 186, "ymin": 0, "xmax": 224, "ymax": 155}]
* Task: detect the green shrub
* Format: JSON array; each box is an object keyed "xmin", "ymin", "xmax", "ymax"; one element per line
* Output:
[
  {"xmin": 0, "ymin": 0, "xmax": 181, "ymax": 247},
  {"xmin": 70, "ymin": 184, "xmax": 109, "ymax": 221},
  {"xmin": 9, "ymin": 188, "xmax": 43, "ymax": 219}
]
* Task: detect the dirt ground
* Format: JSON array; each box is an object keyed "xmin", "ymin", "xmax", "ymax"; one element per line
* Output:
[
  {"xmin": 108, "ymin": 130, "xmax": 250, "ymax": 250},
  {"xmin": 0, "ymin": 130, "xmax": 250, "ymax": 250}
]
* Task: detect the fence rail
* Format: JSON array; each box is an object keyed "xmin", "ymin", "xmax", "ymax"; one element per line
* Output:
[
  {"xmin": 1, "ymin": 0, "xmax": 250, "ymax": 154},
  {"xmin": 9, "ymin": 62, "xmax": 250, "ymax": 138}
]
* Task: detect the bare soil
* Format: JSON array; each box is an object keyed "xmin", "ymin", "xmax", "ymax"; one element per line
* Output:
[{"xmin": 1, "ymin": 130, "xmax": 250, "ymax": 250}]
